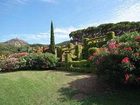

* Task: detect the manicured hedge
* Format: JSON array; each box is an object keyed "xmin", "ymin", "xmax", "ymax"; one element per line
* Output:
[{"xmin": 57, "ymin": 60, "xmax": 92, "ymax": 73}]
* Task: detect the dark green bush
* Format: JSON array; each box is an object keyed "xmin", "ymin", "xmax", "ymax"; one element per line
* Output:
[
  {"xmin": 118, "ymin": 31, "xmax": 140, "ymax": 42},
  {"xmin": 93, "ymin": 54, "xmax": 124, "ymax": 84},
  {"xmin": 106, "ymin": 31, "xmax": 115, "ymax": 40},
  {"xmin": 58, "ymin": 60, "xmax": 92, "ymax": 73},
  {"xmin": 88, "ymin": 47, "xmax": 97, "ymax": 55}
]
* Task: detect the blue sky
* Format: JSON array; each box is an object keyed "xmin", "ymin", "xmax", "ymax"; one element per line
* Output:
[{"xmin": 0, "ymin": 0, "xmax": 140, "ymax": 44}]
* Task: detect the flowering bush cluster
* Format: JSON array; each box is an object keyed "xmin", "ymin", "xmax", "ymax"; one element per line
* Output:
[
  {"xmin": 20, "ymin": 53, "xmax": 58, "ymax": 70},
  {"xmin": 0, "ymin": 52, "xmax": 58, "ymax": 71},
  {"xmin": 89, "ymin": 32, "xmax": 140, "ymax": 85},
  {"xmin": 0, "ymin": 52, "xmax": 28, "ymax": 71}
]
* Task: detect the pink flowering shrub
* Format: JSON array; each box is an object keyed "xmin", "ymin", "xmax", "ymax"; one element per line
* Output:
[
  {"xmin": 0, "ymin": 52, "xmax": 29, "ymax": 71},
  {"xmin": 90, "ymin": 36, "xmax": 140, "ymax": 85},
  {"xmin": 0, "ymin": 52, "xmax": 58, "ymax": 71},
  {"xmin": 0, "ymin": 57, "xmax": 20, "ymax": 71}
]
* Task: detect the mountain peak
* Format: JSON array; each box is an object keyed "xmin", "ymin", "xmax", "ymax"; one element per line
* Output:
[{"xmin": 4, "ymin": 38, "xmax": 28, "ymax": 47}]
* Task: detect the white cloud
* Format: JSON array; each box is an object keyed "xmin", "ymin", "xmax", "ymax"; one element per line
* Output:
[
  {"xmin": 9, "ymin": 27, "xmax": 78, "ymax": 44},
  {"xmin": 112, "ymin": 0, "xmax": 140, "ymax": 22},
  {"xmin": 83, "ymin": 0, "xmax": 140, "ymax": 27}
]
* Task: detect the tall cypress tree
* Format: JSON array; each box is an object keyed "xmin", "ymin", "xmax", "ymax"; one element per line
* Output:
[{"xmin": 50, "ymin": 21, "xmax": 55, "ymax": 54}]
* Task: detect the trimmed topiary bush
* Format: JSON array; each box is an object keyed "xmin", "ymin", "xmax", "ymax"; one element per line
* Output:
[
  {"xmin": 57, "ymin": 60, "xmax": 92, "ymax": 73},
  {"xmin": 65, "ymin": 52, "xmax": 72, "ymax": 63},
  {"xmin": 75, "ymin": 44, "xmax": 83, "ymax": 60},
  {"xmin": 106, "ymin": 31, "xmax": 115, "ymax": 40},
  {"xmin": 88, "ymin": 47, "xmax": 97, "ymax": 55}
]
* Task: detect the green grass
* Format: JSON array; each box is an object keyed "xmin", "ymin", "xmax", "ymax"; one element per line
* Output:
[{"xmin": 0, "ymin": 70, "xmax": 140, "ymax": 105}]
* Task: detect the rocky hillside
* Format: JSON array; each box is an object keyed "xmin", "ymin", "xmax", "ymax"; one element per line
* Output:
[
  {"xmin": 4, "ymin": 38, "xmax": 28, "ymax": 47},
  {"xmin": 69, "ymin": 21, "xmax": 140, "ymax": 42}
]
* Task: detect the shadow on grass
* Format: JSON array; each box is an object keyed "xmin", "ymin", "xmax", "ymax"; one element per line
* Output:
[
  {"xmin": 0, "ymin": 68, "xmax": 58, "ymax": 74},
  {"xmin": 58, "ymin": 75, "xmax": 140, "ymax": 105}
]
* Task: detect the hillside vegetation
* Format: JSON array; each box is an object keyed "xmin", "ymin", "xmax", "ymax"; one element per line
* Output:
[{"xmin": 69, "ymin": 21, "xmax": 140, "ymax": 42}]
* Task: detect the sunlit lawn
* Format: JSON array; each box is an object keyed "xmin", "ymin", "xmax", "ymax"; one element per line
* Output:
[{"xmin": 0, "ymin": 70, "xmax": 140, "ymax": 105}]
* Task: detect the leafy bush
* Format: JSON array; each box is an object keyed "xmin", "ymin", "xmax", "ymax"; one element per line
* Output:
[
  {"xmin": 57, "ymin": 60, "xmax": 92, "ymax": 73},
  {"xmin": 66, "ymin": 60, "xmax": 91, "ymax": 72},
  {"xmin": 88, "ymin": 47, "xmax": 97, "ymax": 55},
  {"xmin": 0, "ymin": 52, "xmax": 58, "ymax": 71},
  {"xmin": 20, "ymin": 53, "xmax": 58, "ymax": 70},
  {"xmin": 106, "ymin": 31, "xmax": 115, "ymax": 40},
  {"xmin": 75, "ymin": 45, "xmax": 83, "ymax": 60},
  {"xmin": 92, "ymin": 54, "xmax": 124, "ymax": 84},
  {"xmin": 118, "ymin": 31, "xmax": 140, "ymax": 42}
]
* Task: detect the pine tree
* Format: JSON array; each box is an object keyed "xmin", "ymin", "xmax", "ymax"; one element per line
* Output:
[{"xmin": 50, "ymin": 21, "xmax": 55, "ymax": 54}]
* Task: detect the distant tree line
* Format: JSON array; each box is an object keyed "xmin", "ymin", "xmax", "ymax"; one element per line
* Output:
[{"xmin": 69, "ymin": 21, "xmax": 140, "ymax": 42}]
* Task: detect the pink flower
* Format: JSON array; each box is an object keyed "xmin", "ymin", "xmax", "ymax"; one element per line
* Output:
[
  {"xmin": 108, "ymin": 41, "xmax": 116, "ymax": 49},
  {"xmin": 123, "ymin": 47, "xmax": 132, "ymax": 51},
  {"xmin": 135, "ymin": 36, "xmax": 140, "ymax": 42},
  {"xmin": 121, "ymin": 57, "xmax": 130, "ymax": 63},
  {"xmin": 125, "ymin": 73, "xmax": 130, "ymax": 81},
  {"xmin": 88, "ymin": 56, "xmax": 94, "ymax": 61}
]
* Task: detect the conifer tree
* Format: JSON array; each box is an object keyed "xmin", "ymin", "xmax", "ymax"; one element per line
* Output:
[{"xmin": 50, "ymin": 21, "xmax": 55, "ymax": 54}]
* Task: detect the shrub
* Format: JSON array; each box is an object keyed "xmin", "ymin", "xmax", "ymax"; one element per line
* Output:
[
  {"xmin": 67, "ymin": 43, "xmax": 74, "ymax": 49},
  {"xmin": 118, "ymin": 31, "xmax": 140, "ymax": 42},
  {"xmin": 88, "ymin": 47, "xmax": 97, "ymax": 55},
  {"xmin": 75, "ymin": 45, "xmax": 83, "ymax": 60},
  {"xmin": 20, "ymin": 53, "xmax": 58, "ymax": 70},
  {"xmin": 90, "ymin": 33, "xmax": 140, "ymax": 85},
  {"xmin": 92, "ymin": 54, "xmax": 124, "ymax": 84},
  {"xmin": 0, "ymin": 52, "xmax": 58, "ymax": 71},
  {"xmin": 63, "ymin": 60, "xmax": 91, "ymax": 72},
  {"xmin": 106, "ymin": 31, "xmax": 115, "ymax": 40},
  {"xmin": 0, "ymin": 57, "xmax": 20, "ymax": 71},
  {"xmin": 0, "ymin": 52, "xmax": 28, "ymax": 71},
  {"xmin": 65, "ymin": 52, "xmax": 72, "ymax": 63}
]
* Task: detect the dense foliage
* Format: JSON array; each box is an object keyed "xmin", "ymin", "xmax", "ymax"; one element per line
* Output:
[
  {"xmin": 57, "ymin": 60, "xmax": 91, "ymax": 72},
  {"xmin": 0, "ymin": 43, "xmax": 48, "ymax": 56},
  {"xmin": 20, "ymin": 53, "xmax": 58, "ymax": 70},
  {"xmin": 0, "ymin": 52, "xmax": 58, "ymax": 71},
  {"xmin": 70, "ymin": 21, "xmax": 140, "ymax": 42},
  {"xmin": 0, "ymin": 44, "xmax": 19, "ymax": 56},
  {"xmin": 89, "ymin": 32, "xmax": 140, "ymax": 85}
]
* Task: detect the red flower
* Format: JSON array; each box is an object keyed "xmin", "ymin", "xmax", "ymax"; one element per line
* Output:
[
  {"xmin": 108, "ymin": 41, "xmax": 116, "ymax": 49},
  {"xmin": 88, "ymin": 56, "xmax": 94, "ymax": 61},
  {"xmin": 123, "ymin": 47, "xmax": 132, "ymax": 51},
  {"xmin": 135, "ymin": 36, "xmax": 140, "ymax": 42},
  {"xmin": 125, "ymin": 73, "xmax": 130, "ymax": 81},
  {"xmin": 121, "ymin": 57, "xmax": 130, "ymax": 63}
]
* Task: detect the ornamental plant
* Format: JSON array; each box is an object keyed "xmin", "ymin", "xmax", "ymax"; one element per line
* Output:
[
  {"xmin": 90, "ymin": 32, "xmax": 140, "ymax": 85},
  {"xmin": 20, "ymin": 53, "xmax": 58, "ymax": 70}
]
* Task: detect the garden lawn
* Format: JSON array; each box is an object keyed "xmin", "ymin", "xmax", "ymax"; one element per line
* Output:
[{"xmin": 0, "ymin": 70, "xmax": 140, "ymax": 105}]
